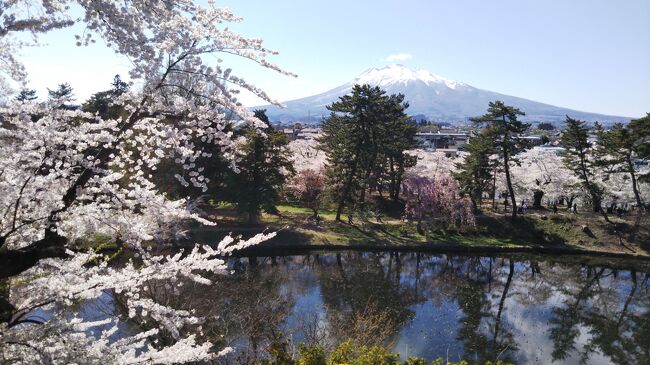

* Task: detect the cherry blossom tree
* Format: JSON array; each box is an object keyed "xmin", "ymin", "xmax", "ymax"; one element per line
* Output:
[
  {"xmin": 1, "ymin": 0, "xmax": 291, "ymax": 362},
  {"xmin": 600, "ymin": 170, "xmax": 650, "ymax": 208},
  {"xmin": 509, "ymin": 148, "xmax": 583, "ymax": 209},
  {"xmin": 288, "ymin": 138, "xmax": 326, "ymax": 173},
  {"xmin": 402, "ymin": 175, "xmax": 475, "ymax": 234},
  {"xmin": 406, "ymin": 149, "xmax": 463, "ymax": 178},
  {"xmin": 508, "ymin": 147, "xmax": 649, "ymax": 212},
  {"xmin": 286, "ymin": 169, "xmax": 326, "ymax": 219}
]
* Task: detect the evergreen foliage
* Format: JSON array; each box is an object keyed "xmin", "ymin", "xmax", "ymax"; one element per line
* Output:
[
  {"xmin": 260, "ymin": 340, "xmax": 514, "ymax": 365},
  {"xmin": 318, "ymin": 84, "xmax": 416, "ymax": 221},
  {"xmin": 454, "ymin": 130, "xmax": 496, "ymax": 212},
  {"xmin": 470, "ymin": 101, "xmax": 530, "ymax": 219},
  {"xmin": 628, "ymin": 113, "xmax": 650, "ymax": 184},
  {"xmin": 595, "ymin": 121, "xmax": 647, "ymax": 209},
  {"xmin": 14, "ymin": 88, "xmax": 37, "ymax": 102},
  {"xmin": 628, "ymin": 113, "xmax": 650, "ymax": 166},
  {"xmin": 47, "ymin": 82, "xmax": 77, "ymax": 110},
  {"xmin": 560, "ymin": 116, "xmax": 606, "ymax": 215},
  {"xmin": 229, "ymin": 109, "xmax": 295, "ymax": 224},
  {"xmin": 82, "ymin": 75, "xmax": 130, "ymax": 119}
]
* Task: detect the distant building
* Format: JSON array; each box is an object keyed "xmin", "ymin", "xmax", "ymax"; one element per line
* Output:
[
  {"xmin": 532, "ymin": 145, "xmax": 566, "ymax": 155},
  {"xmin": 520, "ymin": 136, "xmax": 545, "ymax": 147},
  {"xmin": 415, "ymin": 130, "xmax": 470, "ymax": 150},
  {"xmin": 282, "ymin": 127, "xmax": 321, "ymax": 141}
]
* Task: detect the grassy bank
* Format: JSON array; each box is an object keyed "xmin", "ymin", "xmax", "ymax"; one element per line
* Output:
[{"xmin": 194, "ymin": 202, "xmax": 650, "ymax": 259}]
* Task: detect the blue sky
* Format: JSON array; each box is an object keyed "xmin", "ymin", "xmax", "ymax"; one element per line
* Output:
[{"xmin": 18, "ymin": 0, "xmax": 650, "ymax": 117}]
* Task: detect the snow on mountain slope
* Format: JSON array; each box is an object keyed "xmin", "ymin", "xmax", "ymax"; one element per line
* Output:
[
  {"xmin": 258, "ymin": 64, "xmax": 630, "ymax": 124},
  {"xmin": 354, "ymin": 64, "xmax": 464, "ymax": 89}
]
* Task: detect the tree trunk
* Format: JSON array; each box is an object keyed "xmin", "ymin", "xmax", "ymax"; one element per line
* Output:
[
  {"xmin": 533, "ymin": 190, "xmax": 544, "ymax": 208},
  {"xmin": 627, "ymin": 160, "xmax": 643, "ymax": 212},
  {"xmin": 503, "ymin": 151, "xmax": 517, "ymax": 220},
  {"xmin": 491, "ymin": 164, "xmax": 498, "ymax": 211},
  {"xmin": 494, "ymin": 259, "xmax": 514, "ymax": 344},
  {"xmin": 616, "ymin": 270, "xmax": 637, "ymax": 329},
  {"xmin": 335, "ymin": 200, "xmax": 345, "ymax": 222},
  {"xmin": 247, "ymin": 209, "xmax": 259, "ymax": 225},
  {"xmin": 336, "ymin": 173, "xmax": 354, "ymax": 222},
  {"xmin": 566, "ymin": 195, "xmax": 575, "ymax": 211},
  {"xmin": 336, "ymin": 154, "xmax": 360, "ymax": 221},
  {"xmin": 470, "ymin": 195, "xmax": 478, "ymax": 213},
  {"xmin": 0, "ymin": 239, "xmax": 67, "ymax": 280},
  {"xmin": 592, "ymin": 195, "xmax": 600, "ymax": 213},
  {"xmin": 0, "ymin": 288, "xmax": 15, "ymax": 324}
]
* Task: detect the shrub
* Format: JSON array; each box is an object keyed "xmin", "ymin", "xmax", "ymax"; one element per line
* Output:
[
  {"xmin": 328, "ymin": 341, "xmax": 400, "ymax": 365},
  {"xmin": 258, "ymin": 338, "xmax": 514, "ymax": 365},
  {"xmin": 298, "ymin": 343, "xmax": 327, "ymax": 365}
]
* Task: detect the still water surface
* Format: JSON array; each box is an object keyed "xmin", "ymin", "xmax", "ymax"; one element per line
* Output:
[{"xmin": 198, "ymin": 252, "xmax": 649, "ymax": 365}]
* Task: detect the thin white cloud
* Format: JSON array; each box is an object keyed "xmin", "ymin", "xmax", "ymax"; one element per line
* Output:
[{"xmin": 381, "ymin": 53, "xmax": 413, "ymax": 62}]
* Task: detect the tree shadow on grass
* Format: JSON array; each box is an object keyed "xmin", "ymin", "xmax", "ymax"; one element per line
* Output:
[
  {"xmin": 601, "ymin": 220, "xmax": 649, "ymax": 253},
  {"xmin": 475, "ymin": 215, "xmax": 568, "ymax": 247}
]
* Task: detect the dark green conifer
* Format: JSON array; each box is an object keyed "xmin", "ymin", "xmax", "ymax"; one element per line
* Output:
[
  {"xmin": 230, "ymin": 109, "xmax": 294, "ymax": 224},
  {"xmin": 471, "ymin": 101, "xmax": 530, "ymax": 219},
  {"xmin": 454, "ymin": 130, "xmax": 496, "ymax": 212},
  {"xmin": 561, "ymin": 116, "xmax": 607, "ymax": 217},
  {"xmin": 318, "ymin": 84, "xmax": 415, "ymax": 221}
]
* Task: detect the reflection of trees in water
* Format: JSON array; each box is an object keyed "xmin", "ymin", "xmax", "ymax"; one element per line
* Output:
[
  {"xmin": 548, "ymin": 267, "xmax": 650, "ymax": 365},
  {"xmin": 583, "ymin": 271, "xmax": 650, "ymax": 365},
  {"xmin": 314, "ymin": 252, "xmax": 422, "ymax": 348},
  {"xmin": 434, "ymin": 257, "xmax": 518, "ymax": 364},
  {"xmin": 136, "ymin": 256, "xmax": 298, "ymax": 364},
  {"xmin": 428, "ymin": 256, "xmax": 650, "ymax": 365},
  {"xmin": 130, "ymin": 253, "xmax": 649, "ymax": 364}
]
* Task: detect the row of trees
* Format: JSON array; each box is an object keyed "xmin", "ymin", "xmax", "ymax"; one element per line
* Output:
[
  {"xmin": 291, "ymin": 94, "xmax": 648, "ymax": 232},
  {"xmin": 454, "ymin": 101, "xmax": 649, "ymax": 221},
  {"xmin": 561, "ymin": 116, "xmax": 650, "ymax": 220},
  {"xmin": 27, "ymin": 80, "xmax": 461, "ymax": 232}
]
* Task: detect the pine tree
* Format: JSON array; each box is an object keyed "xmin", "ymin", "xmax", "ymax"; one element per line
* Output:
[
  {"xmin": 471, "ymin": 101, "xmax": 530, "ymax": 219},
  {"xmin": 229, "ymin": 109, "xmax": 294, "ymax": 224},
  {"xmin": 375, "ymin": 101, "xmax": 417, "ymax": 202},
  {"xmin": 629, "ymin": 113, "xmax": 650, "ymax": 185},
  {"xmin": 82, "ymin": 75, "xmax": 130, "ymax": 119},
  {"xmin": 47, "ymin": 82, "xmax": 76, "ymax": 109},
  {"xmin": 317, "ymin": 84, "xmax": 413, "ymax": 221},
  {"xmin": 110, "ymin": 74, "xmax": 130, "ymax": 95},
  {"xmin": 47, "ymin": 83, "xmax": 74, "ymax": 99},
  {"xmin": 595, "ymin": 122, "xmax": 645, "ymax": 209},
  {"xmin": 561, "ymin": 116, "xmax": 607, "ymax": 218},
  {"xmin": 454, "ymin": 130, "xmax": 496, "ymax": 212},
  {"xmin": 15, "ymin": 88, "xmax": 37, "ymax": 103}
]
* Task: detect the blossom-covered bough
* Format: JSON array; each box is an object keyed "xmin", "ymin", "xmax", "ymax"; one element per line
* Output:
[
  {"xmin": 1, "ymin": 0, "xmax": 291, "ymax": 362},
  {"xmin": 402, "ymin": 175, "xmax": 475, "ymax": 234}
]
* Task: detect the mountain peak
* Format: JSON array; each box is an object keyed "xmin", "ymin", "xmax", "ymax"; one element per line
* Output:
[
  {"xmin": 353, "ymin": 64, "xmax": 466, "ymax": 90},
  {"xmin": 258, "ymin": 64, "xmax": 628, "ymax": 124}
]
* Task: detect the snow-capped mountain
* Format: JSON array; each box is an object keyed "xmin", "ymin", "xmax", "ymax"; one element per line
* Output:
[{"xmin": 257, "ymin": 64, "xmax": 630, "ymax": 124}]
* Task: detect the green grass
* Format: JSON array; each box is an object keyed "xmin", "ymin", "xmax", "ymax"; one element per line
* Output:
[
  {"xmin": 201, "ymin": 201, "xmax": 649, "ymax": 256},
  {"xmin": 276, "ymin": 204, "xmax": 339, "ymax": 221},
  {"xmin": 75, "ymin": 232, "xmax": 119, "ymax": 251}
]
